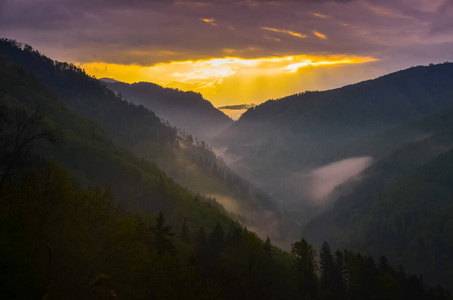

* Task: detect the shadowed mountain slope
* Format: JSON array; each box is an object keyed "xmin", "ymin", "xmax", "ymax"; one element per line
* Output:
[
  {"xmin": 295, "ymin": 89, "xmax": 453, "ymax": 290},
  {"xmin": 216, "ymin": 62, "xmax": 453, "ymax": 209},
  {"xmin": 103, "ymin": 80, "xmax": 232, "ymax": 143},
  {"xmin": 305, "ymin": 143, "xmax": 453, "ymax": 289},
  {"xmin": 0, "ymin": 38, "xmax": 285, "ymax": 244},
  {"xmin": 0, "ymin": 54, "xmax": 232, "ymax": 231}
]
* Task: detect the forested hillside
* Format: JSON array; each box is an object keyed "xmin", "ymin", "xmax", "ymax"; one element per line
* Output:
[
  {"xmin": 214, "ymin": 62, "xmax": 453, "ymax": 289},
  {"xmin": 2, "ymin": 41, "xmax": 449, "ymax": 300},
  {"xmin": 0, "ymin": 39, "xmax": 285, "ymax": 245},
  {"xmin": 103, "ymin": 80, "xmax": 232, "ymax": 143},
  {"xmin": 3, "ymin": 162, "xmax": 446, "ymax": 299},
  {"xmin": 304, "ymin": 111, "xmax": 453, "ymax": 289},
  {"xmin": 0, "ymin": 54, "xmax": 231, "ymax": 230},
  {"xmin": 216, "ymin": 63, "xmax": 453, "ymax": 212}
]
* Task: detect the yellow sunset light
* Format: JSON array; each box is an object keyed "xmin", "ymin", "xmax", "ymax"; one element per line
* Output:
[
  {"xmin": 284, "ymin": 58, "xmax": 361, "ymax": 72},
  {"xmin": 77, "ymin": 54, "xmax": 377, "ymax": 106}
]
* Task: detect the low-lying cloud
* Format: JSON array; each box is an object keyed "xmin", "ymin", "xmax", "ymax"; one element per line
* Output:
[
  {"xmin": 207, "ymin": 193, "xmax": 241, "ymax": 215},
  {"xmin": 308, "ymin": 156, "xmax": 373, "ymax": 205}
]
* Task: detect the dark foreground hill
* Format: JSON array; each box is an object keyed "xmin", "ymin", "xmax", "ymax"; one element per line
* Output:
[
  {"xmin": 0, "ymin": 53, "xmax": 286, "ymax": 300},
  {"xmin": 0, "ymin": 50, "xmax": 231, "ymax": 232}
]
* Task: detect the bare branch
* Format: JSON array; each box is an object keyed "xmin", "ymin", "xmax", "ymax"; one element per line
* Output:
[{"xmin": 0, "ymin": 104, "xmax": 61, "ymax": 196}]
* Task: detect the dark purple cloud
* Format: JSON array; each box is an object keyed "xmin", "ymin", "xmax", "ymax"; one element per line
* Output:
[{"xmin": 1, "ymin": 0, "xmax": 452, "ymax": 73}]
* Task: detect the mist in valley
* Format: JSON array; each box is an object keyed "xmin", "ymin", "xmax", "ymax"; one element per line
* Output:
[
  {"xmin": 2, "ymin": 36, "xmax": 453, "ymax": 298},
  {"xmin": 307, "ymin": 156, "xmax": 373, "ymax": 206},
  {"xmin": 214, "ymin": 134, "xmax": 375, "ymax": 239}
]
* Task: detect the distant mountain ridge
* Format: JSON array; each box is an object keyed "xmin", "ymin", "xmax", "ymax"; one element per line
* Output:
[
  {"xmin": 103, "ymin": 79, "xmax": 232, "ymax": 143},
  {"xmin": 99, "ymin": 77, "xmax": 121, "ymax": 83},
  {"xmin": 222, "ymin": 62, "xmax": 453, "ymax": 150},
  {"xmin": 217, "ymin": 104, "xmax": 255, "ymax": 110}
]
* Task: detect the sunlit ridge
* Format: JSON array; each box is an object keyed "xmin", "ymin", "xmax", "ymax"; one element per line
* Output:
[{"xmin": 77, "ymin": 54, "xmax": 377, "ymax": 106}]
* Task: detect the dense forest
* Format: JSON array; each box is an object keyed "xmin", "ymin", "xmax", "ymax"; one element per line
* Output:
[
  {"xmin": 0, "ymin": 38, "xmax": 287, "ymax": 246},
  {"xmin": 216, "ymin": 62, "xmax": 453, "ymax": 210},
  {"xmin": 213, "ymin": 61, "xmax": 453, "ymax": 288},
  {"xmin": 1, "ymin": 38, "xmax": 452, "ymax": 299},
  {"xmin": 2, "ymin": 162, "xmax": 449, "ymax": 299},
  {"xmin": 304, "ymin": 134, "xmax": 453, "ymax": 288},
  {"xmin": 0, "ymin": 114, "xmax": 448, "ymax": 299}
]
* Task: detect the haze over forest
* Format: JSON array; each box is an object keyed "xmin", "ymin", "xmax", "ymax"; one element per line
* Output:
[{"xmin": 1, "ymin": 0, "xmax": 453, "ymax": 299}]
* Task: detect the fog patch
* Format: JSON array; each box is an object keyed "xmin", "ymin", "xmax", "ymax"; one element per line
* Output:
[
  {"xmin": 211, "ymin": 146, "xmax": 243, "ymax": 166},
  {"xmin": 246, "ymin": 209, "xmax": 292, "ymax": 250},
  {"xmin": 207, "ymin": 193, "xmax": 241, "ymax": 215},
  {"xmin": 208, "ymin": 193, "xmax": 292, "ymax": 249},
  {"xmin": 308, "ymin": 156, "xmax": 373, "ymax": 205}
]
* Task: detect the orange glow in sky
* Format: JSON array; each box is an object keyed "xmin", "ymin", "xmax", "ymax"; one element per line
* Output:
[
  {"xmin": 201, "ymin": 18, "xmax": 217, "ymax": 25},
  {"xmin": 202, "ymin": 18, "xmax": 215, "ymax": 23},
  {"xmin": 313, "ymin": 31, "xmax": 327, "ymax": 39},
  {"xmin": 78, "ymin": 54, "xmax": 377, "ymax": 106},
  {"xmin": 4, "ymin": 0, "xmax": 452, "ymax": 110},
  {"xmin": 261, "ymin": 27, "xmax": 307, "ymax": 39}
]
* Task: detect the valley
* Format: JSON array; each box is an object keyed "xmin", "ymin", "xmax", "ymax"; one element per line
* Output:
[{"xmin": 1, "ymin": 37, "xmax": 453, "ymax": 298}]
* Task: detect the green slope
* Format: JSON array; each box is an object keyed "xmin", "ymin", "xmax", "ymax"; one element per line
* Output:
[
  {"xmin": 0, "ymin": 54, "xmax": 231, "ymax": 231},
  {"xmin": 0, "ymin": 40, "xmax": 451, "ymax": 300},
  {"xmin": 216, "ymin": 62, "xmax": 453, "ymax": 210},
  {"xmin": 304, "ymin": 130, "xmax": 453, "ymax": 289},
  {"xmin": 0, "ymin": 38, "xmax": 284, "ymax": 243},
  {"xmin": 348, "ymin": 149, "xmax": 453, "ymax": 288}
]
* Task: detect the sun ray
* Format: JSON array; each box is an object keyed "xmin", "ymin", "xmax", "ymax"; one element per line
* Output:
[{"xmin": 78, "ymin": 54, "xmax": 377, "ymax": 105}]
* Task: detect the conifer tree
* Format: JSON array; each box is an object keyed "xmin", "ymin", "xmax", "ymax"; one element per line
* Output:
[
  {"xmin": 263, "ymin": 236, "xmax": 273, "ymax": 256},
  {"xmin": 291, "ymin": 239, "xmax": 318, "ymax": 299},
  {"xmin": 319, "ymin": 241, "xmax": 336, "ymax": 299},
  {"xmin": 181, "ymin": 217, "xmax": 191, "ymax": 243},
  {"xmin": 151, "ymin": 212, "xmax": 175, "ymax": 256}
]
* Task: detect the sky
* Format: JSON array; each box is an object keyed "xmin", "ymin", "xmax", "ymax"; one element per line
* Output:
[{"xmin": 1, "ymin": 0, "xmax": 453, "ymax": 107}]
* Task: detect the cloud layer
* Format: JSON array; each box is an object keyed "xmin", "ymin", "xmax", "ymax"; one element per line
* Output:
[{"xmin": 1, "ymin": 0, "xmax": 452, "ymax": 105}]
